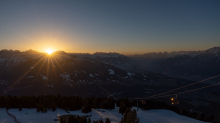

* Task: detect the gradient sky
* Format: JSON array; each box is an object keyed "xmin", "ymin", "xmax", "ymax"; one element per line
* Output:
[{"xmin": 0, "ymin": 0, "xmax": 220, "ymax": 55}]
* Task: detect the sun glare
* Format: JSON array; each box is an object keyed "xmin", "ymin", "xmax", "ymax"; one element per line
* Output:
[{"xmin": 46, "ymin": 49, "xmax": 53, "ymax": 54}]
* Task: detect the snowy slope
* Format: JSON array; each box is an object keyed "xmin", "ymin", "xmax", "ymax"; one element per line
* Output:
[
  {"xmin": 0, "ymin": 107, "xmax": 208, "ymax": 123},
  {"xmin": 2, "ymin": 108, "xmax": 122, "ymax": 123},
  {"xmin": 134, "ymin": 108, "xmax": 208, "ymax": 123},
  {"xmin": 0, "ymin": 109, "xmax": 16, "ymax": 123}
]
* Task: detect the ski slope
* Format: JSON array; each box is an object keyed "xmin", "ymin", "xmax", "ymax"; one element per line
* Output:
[
  {"xmin": 0, "ymin": 108, "xmax": 16, "ymax": 123},
  {"xmin": 134, "ymin": 108, "xmax": 209, "ymax": 123},
  {"xmin": 0, "ymin": 107, "xmax": 208, "ymax": 123}
]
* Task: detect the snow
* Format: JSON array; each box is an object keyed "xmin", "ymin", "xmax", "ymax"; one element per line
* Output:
[
  {"xmin": 0, "ymin": 109, "xmax": 15, "ymax": 123},
  {"xmin": 116, "ymin": 58, "xmax": 120, "ymax": 64},
  {"xmin": 6, "ymin": 63, "xmax": 9, "ymax": 67},
  {"xmin": 47, "ymin": 85, "xmax": 54, "ymax": 87},
  {"xmin": 127, "ymin": 72, "xmax": 132, "ymax": 76},
  {"xmin": 92, "ymin": 53, "xmax": 122, "ymax": 58},
  {"xmin": 108, "ymin": 69, "xmax": 115, "ymax": 75},
  {"xmin": 122, "ymin": 76, "xmax": 129, "ymax": 78},
  {"xmin": 211, "ymin": 48, "xmax": 219, "ymax": 55},
  {"xmin": 40, "ymin": 74, "xmax": 48, "ymax": 80},
  {"xmin": 134, "ymin": 108, "xmax": 208, "ymax": 123},
  {"xmin": 1, "ymin": 108, "xmax": 122, "ymax": 123},
  {"xmin": 190, "ymin": 54, "xmax": 197, "ymax": 57},
  {"xmin": 0, "ymin": 57, "xmax": 5, "ymax": 62},
  {"xmin": 204, "ymin": 47, "xmax": 220, "ymax": 56},
  {"xmin": 0, "ymin": 107, "xmax": 208, "ymax": 123},
  {"xmin": 43, "ymin": 76, "xmax": 48, "ymax": 80},
  {"xmin": 94, "ymin": 73, "xmax": 99, "ymax": 76},
  {"xmin": 89, "ymin": 74, "xmax": 93, "ymax": 77},
  {"xmin": 26, "ymin": 76, "xmax": 34, "ymax": 78},
  {"xmin": 60, "ymin": 73, "xmax": 73, "ymax": 81}
]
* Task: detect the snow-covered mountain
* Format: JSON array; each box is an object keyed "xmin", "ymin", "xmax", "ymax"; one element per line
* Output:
[
  {"xmin": 0, "ymin": 51, "xmax": 131, "ymax": 85},
  {"xmin": 0, "ymin": 50, "xmax": 154, "ymax": 96},
  {"xmin": 70, "ymin": 52, "xmax": 139, "ymax": 71},
  {"xmin": 136, "ymin": 47, "xmax": 220, "ymax": 81}
]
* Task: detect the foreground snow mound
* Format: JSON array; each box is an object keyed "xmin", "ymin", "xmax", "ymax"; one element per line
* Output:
[
  {"xmin": 0, "ymin": 109, "xmax": 16, "ymax": 123},
  {"xmin": 0, "ymin": 108, "xmax": 208, "ymax": 123},
  {"xmin": 2, "ymin": 108, "xmax": 122, "ymax": 123}
]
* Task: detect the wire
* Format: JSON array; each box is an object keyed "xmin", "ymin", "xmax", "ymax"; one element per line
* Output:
[
  {"xmin": 146, "ymin": 75, "xmax": 220, "ymax": 99},
  {"xmin": 94, "ymin": 82, "xmax": 118, "ymax": 100},
  {"xmin": 93, "ymin": 74, "xmax": 220, "ymax": 101},
  {"xmin": 149, "ymin": 82, "xmax": 220, "ymax": 99}
]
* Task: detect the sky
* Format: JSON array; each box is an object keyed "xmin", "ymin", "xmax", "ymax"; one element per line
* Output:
[{"xmin": 0, "ymin": 0, "xmax": 220, "ymax": 55}]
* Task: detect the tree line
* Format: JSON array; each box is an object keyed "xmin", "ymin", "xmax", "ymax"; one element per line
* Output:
[{"xmin": 0, "ymin": 95, "xmax": 115, "ymax": 114}]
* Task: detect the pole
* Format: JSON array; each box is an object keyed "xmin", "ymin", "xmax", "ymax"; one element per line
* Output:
[{"xmin": 137, "ymin": 98, "xmax": 138, "ymax": 111}]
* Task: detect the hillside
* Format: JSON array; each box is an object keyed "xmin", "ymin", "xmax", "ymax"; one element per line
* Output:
[{"xmin": 0, "ymin": 50, "xmax": 152, "ymax": 96}]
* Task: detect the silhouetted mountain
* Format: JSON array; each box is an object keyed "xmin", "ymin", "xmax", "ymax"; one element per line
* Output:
[
  {"xmin": 134, "ymin": 47, "xmax": 220, "ymax": 81},
  {"xmin": 0, "ymin": 51, "xmax": 130, "ymax": 83},
  {"xmin": 0, "ymin": 50, "xmax": 153, "ymax": 96},
  {"xmin": 1, "ymin": 49, "xmax": 220, "ymax": 115},
  {"xmin": 70, "ymin": 52, "xmax": 140, "ymax": 71}
]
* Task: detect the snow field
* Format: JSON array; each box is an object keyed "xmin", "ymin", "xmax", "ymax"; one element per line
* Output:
[
  {"xmin": 1, "ymin": 108, "xmax": 122, "ymax": 123},
  {"xmin": 0, "ymin": 109, "xmax": 17, "ymax": 123},
  {"xmin": 133, "ymin": 108, "xmax": 208, "ymax": 123},
  {"xmin": 0, "ymin": 107, "xmax": 209, "ymax": 123}
]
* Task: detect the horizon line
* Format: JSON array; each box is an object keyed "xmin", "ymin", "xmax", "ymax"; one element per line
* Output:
[{"xmin": 0, "ymin": 46, "xmax": 219, "ymax": 56}]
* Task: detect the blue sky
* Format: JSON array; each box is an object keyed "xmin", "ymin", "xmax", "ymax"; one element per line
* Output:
[{"xmin": 0, "ymin": 0, "xmax": 220, "ymax": 54}]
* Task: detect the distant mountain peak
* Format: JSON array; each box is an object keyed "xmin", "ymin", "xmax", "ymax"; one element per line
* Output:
[
  {"xmin": 93, "ymin": 52, "xmax": 123, "ymax": 57},
  {"xmin": 204, "ymin": 46, "xmax": 220, "ymax": 55}
]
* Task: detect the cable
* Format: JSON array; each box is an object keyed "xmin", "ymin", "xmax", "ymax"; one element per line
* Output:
[
  {"xmin": 94, "ymin": 82, "xmax": 118, "ymax": 100},
  {"xmin": 146, "ymin": 81, "xmax": 220, "ymax": 99},
  {"xmin": 93, "ymin": 74, "xmax": 220, "ymax": 101},
  {"xmin": 146, "ymin": 75, "xmax": 220, "ymax": 99}
]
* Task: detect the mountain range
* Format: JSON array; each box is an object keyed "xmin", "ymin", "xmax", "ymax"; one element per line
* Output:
[
  {"xmin": 0, "ymin": 47, "xmax": 220, "ymax": 114},
  {"xmin": 129, "ymin": 47, "xmax": 220, "ymax": 81}
]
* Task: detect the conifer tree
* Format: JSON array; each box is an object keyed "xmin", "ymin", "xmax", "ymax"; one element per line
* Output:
[
  {"xmin": 52, "ymin": 102, "xmax": 57, "ymax": 111},
  {"xmin": 99, "ymin": 119, "xmax": 104, "ymax": 123},
  {"xmin": 37, "ymin": 104, "xmax": 40, "ymax": 113},
  {"xmin": 44, "ymin": 107, "xmax": 47, "ymax": 113},
  {"xmin": 92, "ymin": 99, "xmax": 97, "ymax": 109},
  {"xmin": 19, "ymin": 104, "xmax": 22, "ymax": 111},
  {"xmin": 60, "ymin": 118, "xmax": 65, "ymax": 123},
  {"xmin": 105, "ymin": 118, "xmax": 111, "ymax": 123},
  {"xmin": 40, "ymin": 104, "xmax": 44, "ymax": 113},
  {"xmin": 88, "ymin": 117, "xmax": 92, "ymax": 123}
]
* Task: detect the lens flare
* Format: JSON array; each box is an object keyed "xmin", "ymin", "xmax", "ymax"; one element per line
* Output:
[{"xmin": 46, "ymin": 49, "xmax": 53, "ymax": 54}]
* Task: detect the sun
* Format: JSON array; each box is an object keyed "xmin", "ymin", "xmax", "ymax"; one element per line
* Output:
[{"xmin": 46, "ymin": 49, "xmax": 53, "ymax": 54}]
